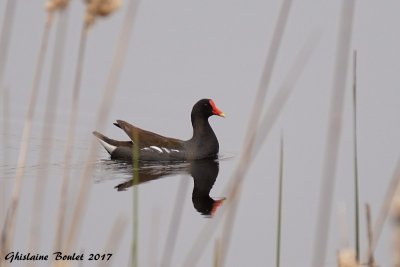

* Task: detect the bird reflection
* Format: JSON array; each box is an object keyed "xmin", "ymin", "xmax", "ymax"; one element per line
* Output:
[{"xmin": 113, "ymin": 158, "xmax": 224, "ymax": 216}]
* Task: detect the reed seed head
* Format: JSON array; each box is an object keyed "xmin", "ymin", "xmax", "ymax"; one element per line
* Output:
[
  {"xmin": 45, "ymin": 0, "xmax": 69, "ymax": 12},
  {"xmin": 337, "ymin": 249, "xmax": 359, "ymax": 267},
  {"xmin": 84, "ymin": 0, "xmax": 121, "ymax": 27}
]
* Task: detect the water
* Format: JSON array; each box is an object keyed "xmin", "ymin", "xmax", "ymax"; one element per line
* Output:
[
  {"xmin": 2, "ymin": 0, "xmax": 400, "ymax": 266},
  {"xmin": 0, "ymin": 108, "xmax": 238, "ymax": 266}
]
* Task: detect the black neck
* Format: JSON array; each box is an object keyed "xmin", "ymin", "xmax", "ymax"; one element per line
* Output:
[
  {"xmin": 187, "ymin": 113, "xmax": 219, "ymax": 159},
  {"xmin": 191, "ymin": 114, "xmax": 215, "ymax": 140}
]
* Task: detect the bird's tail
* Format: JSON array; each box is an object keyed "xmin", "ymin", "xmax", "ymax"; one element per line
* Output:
[{"xmin": 92, "ymin": 131, "xmax": 132, "ymax": 155}]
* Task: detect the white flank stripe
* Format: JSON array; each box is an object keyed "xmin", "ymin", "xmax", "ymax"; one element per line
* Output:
[
  {"xmin": 171, "ymin": 149, "xmax": 179, "ymax": 153},
  {"xmin": 150, "ymin": 146, "xmax": 163, "ymax": 153},
  {"xmin": 162, "ymin": 148, "xmax": 170, "ymax": 153},
  {"xmin": 99, "ymin": 139, "xmax": 117, "ymax": 154}
]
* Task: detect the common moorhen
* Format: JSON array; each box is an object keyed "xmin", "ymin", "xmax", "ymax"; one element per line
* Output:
[{"xmin": 93, "ymin": 99, "xmax": 225, "ymax": 161}]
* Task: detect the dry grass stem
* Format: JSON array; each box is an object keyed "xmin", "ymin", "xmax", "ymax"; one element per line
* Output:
[
  {"xmin": 0, "ymin": 86, "xmax": 10, "ymax": 241},
  {"xmin": 253, "ymin": 30, "xmax": 321, "ymax": 154},
  {"xmin": 160, "ymin": 177, "xmax": 189, "ymax": 267},
  {"xmin": 0, "ymin": 0, "xmax": 17, "ymax": 88},
  {"xmin": 55, "ymin": 19, "xmax": 88, "ymax": 252},
  {"xmin": 365, "ymin": 204, "xmax": 376, "ymax": 267},
  {"xmin": 311, "ymin": 0, "xmax": 355, "ymax": 266},
  {"xmin": 337, "ymin": 249, "xmax": 360, "ymax": 267},
  {"xmin": 54, "ymin": 0, "xmax": 120, "ymax": 251},
  {"xmin": 338, "ymin": 204, "xmax": 350, "ymax": 249},
  {"xmin": 218, "ymin": 30, "xmax": 320, "ymax": 267},
  {"xmin": 242, "ymin": 0, "xmax": 293, "ymax": 144},
  {"xmin": 219, "ymin": 189, "xmax": 241, "ymax": 267},
  {"xmin": 370, "ymin": 156, "xmax": 400, "ymax": 254},
  {"xmin": 0, "ymin": 0, "xmax": 16, "ymax": 218},
  {"xmin": 392, "ymin": 197, "xmax": 400, "ymax": 267},
  {"xmin": 1, "ymin": 14, "xmax": 53, "ymax": 259},
  {"xmin": 147, "ymin": 208, "xmax": 160, "ymax": 267},
  {"xmin": 97, "ymin": 214, "xmax": 128, "ymax": 267},
  {"xmin": 29, "ymin": 7, "xmax": 70, "ymax": 254},
  {"xmin": 213, "ymin": 238, "xmax": 221, "ymax": 267},
  {"xmin": 63, "ymin": 0, "xmax": 140, "ymax": 254}
]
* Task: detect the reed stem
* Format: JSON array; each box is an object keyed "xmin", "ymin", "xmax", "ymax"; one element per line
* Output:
[
  {"xmin": 54, "ymin": 20, "xmax": 88, "ymax": 252},
  {"xmin": 0, "ymin": 0, "xmax": 16, "ymax": 203},
  {"xmin": 392, "ymin": 197, "xmax": 400, "ymax": 267},
  {"xmin": 0, "ymin": 0, "xmax": 17, "ymax": 89},
  {"xmin": 132, "ymin": 129, "xmax": 139, "ymax": 267},
  {"xmin": 219, "ymin": 188, "xmax": 240, "ymax": 267},
  {"xmin": 352, "ymin": 50, "xmax": 360, "ymax": 261},
  {"xmin": 253, "ymin": 31, "xmax": 321, "ymax": 154},
  {"xmin": 216, "ymin": 31, "xmax": 319, "ymax": 267},
  {"xmin": 276, "ymin": 134, "xmax": 284, "ymax": 267},
  {"xmin": 63, "ymin": 0, "xmax": 140, "ymax": 253},
  {"xmin": 0, "ymin": 0, "xmax": 16, "ymax": 257},
  {"xmin": 160, "ymin": 177, "xmax": 189, "ymax": 267},
  {"xmin": 213, "ymin": 239, "xmax": 221, "ymax": 267},
  {"xmin": 311, "ymin": 1, "xmax": 355, "ymax": 266},
  {"xmin": 365, "ymin": 204, "xmax": 376, "ymax": 267},
  {"xmin": 1, "ymin": 86, "xmax": 10, "ymax": 225},
  {"xmin": 97, "ymin": 214, "xmax": 128, "ymax": 267},
  {"xmin": 1, "ymin": 13, "xmax": 53, "ymax": 258},
  {"xmin": 29, "ymin": 7, "xmax": 70, "ymax": 254},
  {"xmin": 213, "ymin": 2, "xmax": 293, "ymax": 265},
  {"xmin": 370, "ymin": 156, "xmax": 400, "ymax": 255},
  {"xmin": 147, "ymin": 208, "xmax": 160, "ymax": 267}
]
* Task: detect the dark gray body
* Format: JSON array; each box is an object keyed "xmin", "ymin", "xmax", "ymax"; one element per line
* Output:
[{"xmin": 93, "ymin": 99, "xmax": 222, "ymax": 162}]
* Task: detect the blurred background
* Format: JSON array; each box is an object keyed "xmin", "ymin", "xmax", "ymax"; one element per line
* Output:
[{"xmin": 0, "ymin": 0, "xmax": 400, "ymax": 266}]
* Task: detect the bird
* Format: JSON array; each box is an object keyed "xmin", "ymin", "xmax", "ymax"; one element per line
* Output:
[{"xmin": 93, "ymin": 98, "xmax": 225, "ymax": 161}]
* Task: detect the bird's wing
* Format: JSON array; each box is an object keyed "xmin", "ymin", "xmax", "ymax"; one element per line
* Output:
[{"xmin": 114, "ymin": 120, "xmax": 184, "ymax": 149}]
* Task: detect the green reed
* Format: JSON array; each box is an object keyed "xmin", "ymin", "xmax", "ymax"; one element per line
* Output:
[
  {"xmin": 132, "ymin": 129, "xmax": 139, "ymax": 267},
  {"xmin": 352, "ymin": 50, "xmax": 360, "ymax": 261},
  {"xmin": 276, "ymin": 134, "xmax": 284, "ymax": 267}
]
